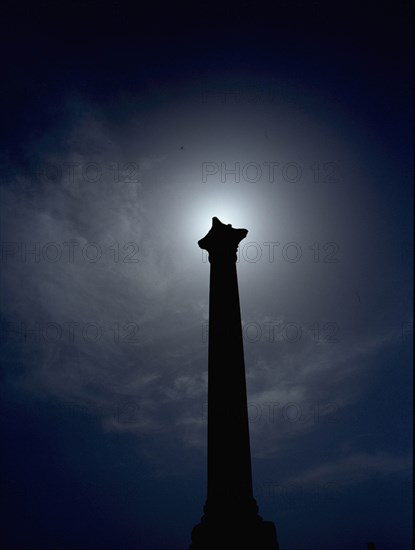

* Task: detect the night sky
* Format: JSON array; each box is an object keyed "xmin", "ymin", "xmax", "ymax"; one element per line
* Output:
[{"xmin": 0, "ymin": 1, "xmax": 413, "ymax": 549}]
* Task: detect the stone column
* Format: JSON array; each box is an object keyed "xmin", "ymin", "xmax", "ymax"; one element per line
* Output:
[{"xmin": 190, "ymin": 217, "xmax": 278, "ymax": 549}]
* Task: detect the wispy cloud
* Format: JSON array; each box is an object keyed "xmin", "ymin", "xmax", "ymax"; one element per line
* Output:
[
  {"xmin": 287, "ymin": 452, "xmax": 412, "ymax": 488},
  {"xmin": 1, "ymin": 95, "xmax": 412, "ymax": 482}
]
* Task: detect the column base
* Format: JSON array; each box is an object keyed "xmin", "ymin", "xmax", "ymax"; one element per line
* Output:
[{"xmin": 189, "ymin": 513, "xmax": 279, "ymax": 549}]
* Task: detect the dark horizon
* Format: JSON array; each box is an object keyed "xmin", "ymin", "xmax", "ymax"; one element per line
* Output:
[{"xmin": 0, "ymin": 1, "xmax": 413, "ymax": 549}]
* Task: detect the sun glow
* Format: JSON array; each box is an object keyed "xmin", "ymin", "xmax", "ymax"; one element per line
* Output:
[{"xmin": 183, "ymin": 190, "xmax": 257, "ymax": 247}]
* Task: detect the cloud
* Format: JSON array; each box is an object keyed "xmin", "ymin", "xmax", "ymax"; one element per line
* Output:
[
  {"xmin": 286, "ymin": 451, "xmax": 412, "ymax": 488},
  {"xmin": 1, "ymin": 91, "xmax": 412, "ymax": 483}
]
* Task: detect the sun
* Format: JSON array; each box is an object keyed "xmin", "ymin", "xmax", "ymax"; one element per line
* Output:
[{"xmin": 184, "ymin": 193, "xmax": 254, "ymax": 243}]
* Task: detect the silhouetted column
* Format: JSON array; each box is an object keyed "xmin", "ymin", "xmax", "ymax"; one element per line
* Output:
[{"xmin": 190, "ymin": 217, "xmax": 278, "ymax": 549}]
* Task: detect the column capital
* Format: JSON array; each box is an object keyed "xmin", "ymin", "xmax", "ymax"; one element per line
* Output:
[{"xmin": 198, "ymin": 217, "xmax": 248, "ymax": 261}]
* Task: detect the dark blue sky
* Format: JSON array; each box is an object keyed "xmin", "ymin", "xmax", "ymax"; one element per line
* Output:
[{"xmin": 0, "ymin": 1, "xmax": 413, "ymax": 549}]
